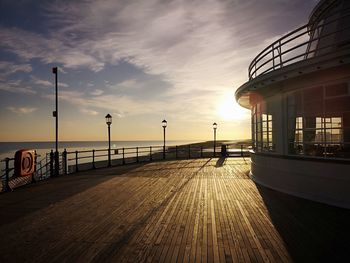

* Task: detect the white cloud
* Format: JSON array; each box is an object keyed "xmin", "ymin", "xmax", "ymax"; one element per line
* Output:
[
  {"xmin": 0, "ymin": 0, "xmax": 313, "ymax": 93},
  {"xmin": 0, "ymin": 79, "xmax": 36, "ymax": 94},
  {"xmin": 7, "ymin": 106, "xmax": 37, "ymax": 114},
  {"xmin": 0, "ymin": 26, "xmax": 104, "ymax": 72},
  {"xmin": 0, "ymin": 61, "xmax": 32, "ymax": 80},
  {"xmin": 108, "ymin": 79, "xmax": 138, "ymax": 90},
  {"xmin": 90, "ymin": 89, "xmax": 104, "ymax": 96},
  {"xmin": 60, "ymin": 82, "xmax": 69, "ymax": 88},
  {"xmin": 30, "ymin": 76, "xmax": 69, "ymax": 90},
  {"xmin": 80, "ymin": 108, "xmax": 99, "ymax": 115},
  {"xmin": 31, "ymin": 76, "xmax": 52, "ymax": 87}
]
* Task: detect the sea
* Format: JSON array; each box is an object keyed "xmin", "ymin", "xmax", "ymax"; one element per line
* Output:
[{"xmin": 0, "ymin": 140, "xmax": 202, "ymax": 171}]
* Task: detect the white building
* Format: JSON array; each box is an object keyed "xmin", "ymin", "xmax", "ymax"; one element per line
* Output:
[{"xmin": 235, "ymin": 0, "xmax": 350, "ymax": 208}]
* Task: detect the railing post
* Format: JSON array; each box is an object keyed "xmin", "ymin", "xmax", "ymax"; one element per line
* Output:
[
  {"xmin": 75, "ymin": 150, "xmax": 79, "ymax": 172},
  {"xmin": 54, "ymin": 150, "xmax": 59, "ymax": 177},
  {"xmin": 272, "ymin": 44, "xmax": 275, "ymax": 70},
  {"xmin": 136, "ymin": 147, "xmax": 139, "ymax": 163},
  {"xmin": 278, "ymin": 40, "xmax": 283, "ymax": 68},
  {"xmin": 63, "ymin": 148, "xmax": 68, "ymax": 175},
  {"xmin": 188, "ymin": 145, "xmax": 191, "ymax": 159},
  {"xmin": 38, "ymin": 159, "xmax": 42, "ymax": 179},
  {"xmin": 241, "ymin": 145, "xmax": 243, "ymax": 157},
  {"xmin": 32, "ymin": 151, "xmax": 37, "ymax": 183},
  {"xmin": 92, "ymin": 149, "xmax": 96, "ymax": 169},
  {"xmin": 150, "ymin": 146, "xmax": 152, "ymax": 161},
  {"xmin": 175, "ymin": 145, "xmax": 178, "ymax": 159},
  {"xmin": 200, "ymin": 146, "xmax": 203, "ymax": 158},
  {"xmin": 255, "ymin": 63, "xmax": 257, "ymax": 78},
  {"xmin": 50, "ymin": 150, "xmax": 54, "ymax": 177},
  {"xmin": 122, "ymin": 148, "xmax": 125, "ymax": 165},
  {"xmin": 4, "ymin": 158, "xmax": 10, "ymax": 192}
]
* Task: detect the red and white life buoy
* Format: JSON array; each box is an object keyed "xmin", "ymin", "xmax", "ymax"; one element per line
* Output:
[{"xmin": 14, "ymin": 149, "xmax": 36, "ymax": 177}]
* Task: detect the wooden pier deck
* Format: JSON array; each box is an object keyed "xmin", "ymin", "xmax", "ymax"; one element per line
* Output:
[{"xmin": 0, "ymin": 158, "xmax": 349, "ymax": 262}]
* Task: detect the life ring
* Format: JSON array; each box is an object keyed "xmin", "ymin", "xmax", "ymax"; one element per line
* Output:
[{"xmin": 14, "ymin": 149, "xmax": 36, "ymax": 177}]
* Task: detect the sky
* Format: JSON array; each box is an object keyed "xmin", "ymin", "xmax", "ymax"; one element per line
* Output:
[{"xmin": 0, "ymin": 0, "xmax": 317, "ymax": 142}]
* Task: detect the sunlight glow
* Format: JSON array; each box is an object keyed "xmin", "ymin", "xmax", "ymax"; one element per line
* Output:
[{"xmin": 218, "ymin": 95, "xmax": 249, "ymax": 121}]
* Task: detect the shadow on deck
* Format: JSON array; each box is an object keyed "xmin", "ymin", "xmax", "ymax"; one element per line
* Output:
[
  {"xmin": 0, "ymin": 163, "xmax": 145, "ymax": 226},
  {"xmin": 257, "ymin": 185, "xmax": 350, "ymax": 263}
]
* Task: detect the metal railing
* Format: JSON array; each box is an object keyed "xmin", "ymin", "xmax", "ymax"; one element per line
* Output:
[
  {"xmin": 248, "ymin": 7, "xmax": 350, "ymax": 80},
  {"xmin": 64, "ymin": 144, "xmax": 251, "ymax": 173},
  {"xmin": 1, "ymin": 143, "xmax": 251, "ymax": 192},
  {"xmin": 0, "ymin": 151, "xmax": 62, "ymax": 192},
  {"xmin": 0, "ymin": 157, "xmax": 14, "ymax": 192}
]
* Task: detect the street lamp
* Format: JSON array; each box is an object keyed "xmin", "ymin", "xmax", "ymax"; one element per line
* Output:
[
  {"xmin": 105, "ymin": 114, "xmax": 112, "ymax": 167},
  {"xmin": 213, "ymin": 122, "xmax": 217, "ymax": 157},
  {"xmin": 162, "ymin": 119, "xmax": 167, "ymax": 159},
  {"xmin": 52, "ymin": 67, "xmax": 59, "ymax": 176}
]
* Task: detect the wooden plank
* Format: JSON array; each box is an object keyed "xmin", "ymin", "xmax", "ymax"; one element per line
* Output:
[{"xmin": 3, "ymin": 158, "xmax": 345, "ymax": 262}]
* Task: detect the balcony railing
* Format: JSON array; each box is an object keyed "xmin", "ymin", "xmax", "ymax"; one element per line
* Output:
[{"xmin": 248, "ymin": 7, "xmax": 350, "ymax": 80}]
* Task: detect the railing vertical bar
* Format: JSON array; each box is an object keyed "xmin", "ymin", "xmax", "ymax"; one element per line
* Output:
[
  {"xmin": 136, "ymin": 147, "xmax": 139, "ymax": 163},
  {"xmin": 5, "ymin": 158, "xmax": 10, "ymax": 192},
  {"xmin": 50, "ymin": 150, "xmax": 54, "ymax": 177},
  {"xmin": 92, "ymin": 149, "xmax": 96, "ymax": 169},
  {"xmin": 63, "ymin": 149, "xmax": 68, "ymax": 175},
  {"xmin": 150, "ymin": 146, "xmax": 152, "ymax": 161},
  {"xmin": 278, "ymin": 40, "xmax": 283, "ymax": 68},
  {"xmin": 122, "ymin": 148, "xmax": 125, "ymax": 165},
  {"xmin": 272, "ymin": 44, "xmax": 275, "ymax": 70},
  {"xmin": 39, "ymin": 159, "xmax": 43, "ymax": 179},
  {"xmin": 75, "ymin": 150, "xmax": 79, "ymax": 172}
]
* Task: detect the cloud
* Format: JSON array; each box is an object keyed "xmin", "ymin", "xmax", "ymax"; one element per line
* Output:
[
  {"xmin": 30, "ymin": 76, "xmax": 52, "ymax": 87},
  {"xmin": 108, "ymin": 79, "xmax": 138, "ymax": 90},
  {"xmin": 0, "ymin": 26, "xmax": 104, "ymax": 72},
  {"xmin": 40, "ymin": 0, "xmax": 313, "ymax": 94},
  {"xmin": 30, "ymin": 76, "xmax": 69, "ymax": 88},
  {"xmin": 90, "ymin": 89, "xmax": 104, "ymax": 96},
  {"xmin": 0, "ymin": 0, "xmax": 314, "ymax": 92},
  {"xmin": 80, "ymin": 108, "xmax": 99, "ymax": 116},
  {"xmin": 59, "ymin": 82, "xmax": 69, "ymax": 88},
  {"xmin": 0, "ymin": 61, "xmax": 32, "ymax": 80},
  {"xmin": 7, "ymin": 106, "xmax": 37, "ymax": 114},
  {"xmin": 0, "ymin": 79, "xmax": 36, "ymax": 94}
]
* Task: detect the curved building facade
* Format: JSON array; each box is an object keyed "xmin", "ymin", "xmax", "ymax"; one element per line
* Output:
[{"xmin": 235, "ymin": 0, "xmax": 350, "ymax": 208}]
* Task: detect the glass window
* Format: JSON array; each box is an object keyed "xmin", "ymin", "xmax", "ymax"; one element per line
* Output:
[
  {"xmin": 287, "ymin": 86, "xmax": 348, "ymax": 158},
  {"xmin": 251, "ymin": 102, "xmax": 274, "ymax": 152}
]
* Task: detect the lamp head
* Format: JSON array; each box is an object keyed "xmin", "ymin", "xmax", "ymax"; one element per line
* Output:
[
  {"xmin": 105, "ymin": 114, "xmax": 112, "ymax": 125},
  {"xmin": 162, "ymin": 119, "xmax": 167, "ymax": 128}
]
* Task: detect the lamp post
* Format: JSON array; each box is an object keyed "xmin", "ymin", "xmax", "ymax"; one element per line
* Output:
[
  {"xmin": 162, "ymin": 119, "xmax": 167, "ymax": 159},
  {"xmin": 213, "ymin": 122, "xmax": 217, "ymax": 157},
  {"xmin": 52, "ymin": 67, "xmax": 59, "ymax": 176},
  {"xmin": 105, "ymin": 114, "xmax": 112, "ymax": 167}
]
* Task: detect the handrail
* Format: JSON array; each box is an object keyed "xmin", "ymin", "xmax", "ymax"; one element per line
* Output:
[
  {"xmin": 0, "ymin": 143, "xmax": 251, "ymax": 192},
  {"xmin": 248, "ymin": 8, "xmax": 350, "ymax": 80}
]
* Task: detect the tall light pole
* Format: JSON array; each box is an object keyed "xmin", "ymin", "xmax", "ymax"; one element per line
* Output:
[
  {"xmin": 105, "ymin": 114, "xmax": 112, "ymax": 167},
  {"xmin": 213, "ymin": 122, "xmax": 217, "ymax": 157},
  {"xmin": 162, "ymin": 119, "xmax": 167, "ymax": 159},
  {"xmin": 52, "ymin": 67, "xmax": 59, "ymax": 176}
]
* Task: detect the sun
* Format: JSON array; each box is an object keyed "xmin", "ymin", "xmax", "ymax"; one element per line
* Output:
[{"xmin": 218, "ymin": 96, "xmax": 249, "ymax": 121}]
